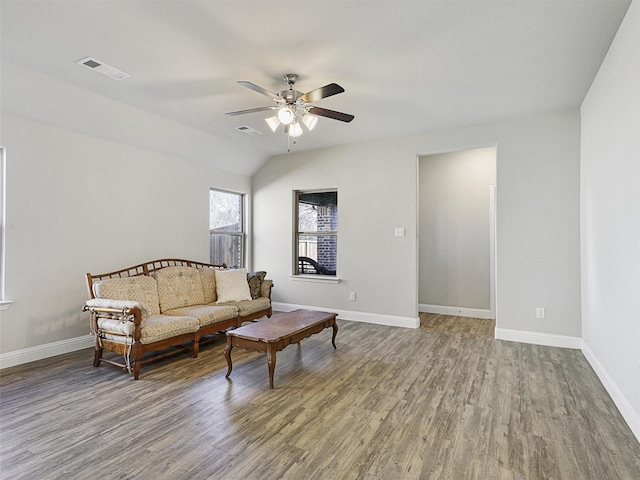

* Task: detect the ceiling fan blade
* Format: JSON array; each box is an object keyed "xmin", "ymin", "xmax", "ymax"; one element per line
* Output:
[
  {"xmin": 301, "ymin": 83, "xmax": 345, "ymax": 103},
  {"xmin": 225, "ymin": 106, "xmax": 278, "ymax": 116},
  {"xmin": 308, "ymin": 106, "xmax": 354, "ymax": 123},
  {"xmin": 237, "ymin": 81, "xmax": 280, "ymax": 100}
]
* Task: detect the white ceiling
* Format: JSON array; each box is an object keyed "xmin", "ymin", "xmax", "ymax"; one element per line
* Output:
[{"xmin": 0, "ymin": 0, "xmax": 632, "ymax": 174}]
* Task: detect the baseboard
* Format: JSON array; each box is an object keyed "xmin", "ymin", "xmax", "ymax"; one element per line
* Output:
[
  {"xmin": 581, "ymin": 340, "xmax": 640, "ymax": 442},
  {"xmin": 0, "ymin": 335, "xmax": 94, "ymax": 370},
  {"xmin": 272, "ymin": 302, "xmax": 420, "ymax": 329},
  {"xmin": 419, "ymin": 303, "xmax": 493, "ymax": 319},
  {"xmin": 495, "ymin": 328, "xmax": 582, "ymax": 349}
]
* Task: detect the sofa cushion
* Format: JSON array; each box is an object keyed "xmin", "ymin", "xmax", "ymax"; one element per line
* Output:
[
  {"xmin": 199, "ymin": 268, "xmax": 217, "ymax": 303},
  {"xmin": 163, "ymin": 304, "xmax": 238, "ymax": 328},
  {"xmin": 215, "ymin": 297, "xmax": 271, "ymax": 317},
  {"xmin": 96, "ymin": 317, "xmax": 136, "ymax": 337},
  {"xmin": 140, "ymin": 314, "xmax": 199, "ymax": 344},
  {"xmin": 92, "ymin": 276, "xmax": 160, "ymax": 315},
  {"xmin": 247, "ymin": 271, "xmax": 267, "ymax": 299},
  {"xmin": 215, "ymin": 269, "xmax": 252, "ymax": 303},
  {"xmin": 96, "ymin": 314, "xmax": 199, "ymax": 345},
  {"xmin": 260, "ymin": 279, "xmax": 273, "ymax": 298},
  {"xmin": 152, "ymin": 266, "xmax": 205, "ymax": 313}
]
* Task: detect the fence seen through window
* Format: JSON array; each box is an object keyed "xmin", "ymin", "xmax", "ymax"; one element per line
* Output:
[{"xmin": 210, "ymin": 189, "xmax": 244, "ymax": 268}]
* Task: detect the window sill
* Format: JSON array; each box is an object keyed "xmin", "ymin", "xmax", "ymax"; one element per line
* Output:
[
  {"xmin": 0, "ymin": 300, "xmax": 13, "ymax": 311},
  {"xmin": 290, "ymin": 275, "xmax": 341, "ymax": 284}
]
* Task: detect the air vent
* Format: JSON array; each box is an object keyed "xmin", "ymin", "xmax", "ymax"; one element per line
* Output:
[
  {"xmin": 236, "ymin": 126, "xmax": 262, "ymax": 136},
  {"xmin": 76, "ymin": 57, "xmax": 130, "ymax": 80}
]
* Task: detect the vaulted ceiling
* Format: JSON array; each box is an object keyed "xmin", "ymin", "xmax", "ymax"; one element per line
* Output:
[{"xmin": 1, "ymin": 0, "xmax": 632, "ymax": 175}]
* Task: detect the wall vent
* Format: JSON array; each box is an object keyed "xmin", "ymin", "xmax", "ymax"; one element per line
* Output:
[
  {"xmin": 76, "ymin": 57, "xmax": 130, "ymax": 80},
  {"xmin": 236, "ymin": 126, "xmax": 262, "ymax": 136}
]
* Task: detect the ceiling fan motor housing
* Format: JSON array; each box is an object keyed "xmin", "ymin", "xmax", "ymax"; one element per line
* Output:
[
  {"xmin": 280, "ymin": 89, "xmax": 303, "ymax": 104},
  {"xmin": 283, "ymin": 73, "xmax": 298, "ymax": 85}
]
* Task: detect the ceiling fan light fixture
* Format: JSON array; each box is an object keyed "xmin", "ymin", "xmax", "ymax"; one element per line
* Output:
[
  {"xmin": 277, "ymin": 107, "xmax": 295, "ymax": 125},
  {"xmin": 302, "ymin": 113, "xmax": 318, "ymax": 131},
  {"xmin": 289, "ymin": 121, "xmax": 303, "ymax": 138},
  {"xmin": 265, "ymin": 116, "xmax": 280, "ymax": 132}
]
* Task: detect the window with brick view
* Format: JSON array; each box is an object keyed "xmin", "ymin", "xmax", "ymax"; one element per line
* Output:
[{"xmin": 295, "ymin": 190, "xmax": 337, "ymax": 276}]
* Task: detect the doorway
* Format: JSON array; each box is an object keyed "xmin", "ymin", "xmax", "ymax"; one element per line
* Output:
[{"xmin": 418, "ymin": 146, "xmax": 497, "ymax": 319}]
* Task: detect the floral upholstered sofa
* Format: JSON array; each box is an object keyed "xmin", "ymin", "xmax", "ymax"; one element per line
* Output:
[{"xmin": 83, "ymin": 258, "xmax": 273, "ymax": 379}]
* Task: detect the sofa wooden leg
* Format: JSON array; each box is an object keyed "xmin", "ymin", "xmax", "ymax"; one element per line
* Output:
[
  {"xmin": 93, "ymin": 345, "xmax": 102, "ymax": 367},
  {"xmin": 192, "ymin": 339, "xmax": 199, "ymax": 358},
  {"xmin": 133, "ymin": 361, "xmax": 141, "ymax": 380}
]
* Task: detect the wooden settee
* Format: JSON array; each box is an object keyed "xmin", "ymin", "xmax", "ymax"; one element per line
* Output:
[{"xmin": 83, "ymin": 258, "xmax": 273, "ymax": 379}]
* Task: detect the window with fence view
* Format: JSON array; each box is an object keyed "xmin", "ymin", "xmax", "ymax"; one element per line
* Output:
[
  {"xmin": 210, "ymin": 189, "xmax": 244, "ymax": 268},
  {"xmin": 295, "ymin": 190, "xmax": 337, "ymax": 276}
]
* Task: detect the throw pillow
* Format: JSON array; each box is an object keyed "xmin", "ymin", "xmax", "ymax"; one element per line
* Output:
[
  {"xmin": 247, "ymin": 271, "xmax": 267, "ymax": 299},
  {"xmin": 215, "ymin": 268, "xmax": 252, "ymax": 303}
]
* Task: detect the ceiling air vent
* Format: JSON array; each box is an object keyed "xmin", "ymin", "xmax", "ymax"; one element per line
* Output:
[
  {"xmin": 236, "ymin": 126, "xmax": 262, "ymax": 136},
  {"xmin": 76, "ymin": 57, "xmax": 130, "ymax": 80}
]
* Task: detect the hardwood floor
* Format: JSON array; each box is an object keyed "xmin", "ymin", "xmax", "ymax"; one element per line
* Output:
[{"xmin": 1, "ymin": 313, "xmax": 639, "ymax": 479}]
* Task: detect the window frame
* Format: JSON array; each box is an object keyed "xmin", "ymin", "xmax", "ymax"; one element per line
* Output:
[
  {"xmin": 293, "ymin": 189, "xmax": 339, "ymax": 281},
  {"xmin": 209, "ymin": 188, "xmax": 245, "ymax": 269},
  {"xmin": 0, "ymin": 147, "xmax": 10, "ymax": 309}
]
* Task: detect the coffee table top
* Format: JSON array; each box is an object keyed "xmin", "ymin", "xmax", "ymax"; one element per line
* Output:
[{"xmin": 227, "ymin": 309, "xmax": 337, "ymax": 343}]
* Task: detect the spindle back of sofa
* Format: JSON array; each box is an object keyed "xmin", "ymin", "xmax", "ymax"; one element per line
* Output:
[{"xmin": 86, "ymin": 258, "xmax": 227, "ymax": 299}]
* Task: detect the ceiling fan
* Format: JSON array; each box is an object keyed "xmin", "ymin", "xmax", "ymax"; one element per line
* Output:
[{"xmin": 226, "ymin": 74, "xmax": 354, "ymax": 138}]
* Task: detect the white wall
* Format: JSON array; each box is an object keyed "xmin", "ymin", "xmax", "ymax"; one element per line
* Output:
[
  {"xmin": 0, "ymin": 115, "xmax": 251, "ymax": 358},
  {"xmin": 0, "ymin": 65, "xmax": 255, "ymax": 362},
  {"xmin": 419, "ymin": 147, "xmax": 496, "ymax": 312},
  {"xmin": 580, "ymin": 0, "xmax": 640, "ymax": 438},
  {"xmin": 253, "ymin": 109, "xmax": 582, "ymax": 339},
  {"xmin": 252, "ymin": 141, "xmax": 419, "ymax": 327}
]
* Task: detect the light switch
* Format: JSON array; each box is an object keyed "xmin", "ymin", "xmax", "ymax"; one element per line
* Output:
[{"xmin": 395, "ymin": 227, "xmax": 405, "ymax": 237}]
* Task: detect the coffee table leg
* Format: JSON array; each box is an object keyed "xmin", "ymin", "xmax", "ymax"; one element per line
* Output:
[
  {"xmin": 267, "ymin": 343, "xmax": 277, "ymax": 389},
  {"xmin": 331, "ymin": 318, "xmax": 338, "ymax": 349},
  {"xmin": 224, "ymin": 341, "xmax": 234, "ymax": 378}
]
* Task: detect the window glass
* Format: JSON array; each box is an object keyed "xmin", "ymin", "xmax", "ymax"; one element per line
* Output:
[
  {"xmin": 295, "ymin": 190, "xmax": 337, "ymax": 275},
  {"xmin": 209, "ymin": 189, "xmax": 244, "ymax": 268}
]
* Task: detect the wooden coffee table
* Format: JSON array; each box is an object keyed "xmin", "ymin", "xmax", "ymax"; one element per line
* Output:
[{"xmin": 224, "ymin": 309, "xmax": 338, "ymax": 389}]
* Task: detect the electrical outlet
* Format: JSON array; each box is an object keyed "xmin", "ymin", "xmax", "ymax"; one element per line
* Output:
[
  {"xmin": 536, "ymin": 307, "xmax": 545, "ymax": 319},
  {"xmin": 349, "ymin": 292, "xmax": 356, "ymax": 301}
]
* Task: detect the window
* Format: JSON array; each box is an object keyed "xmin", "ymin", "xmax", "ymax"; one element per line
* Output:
[
  {"xmin": 209, "ymin": 189, "xmax": 244, "ymax": 268},
  {"xmin": 295, "ymin": 190, "xmax": 338, "ymax": 276}
]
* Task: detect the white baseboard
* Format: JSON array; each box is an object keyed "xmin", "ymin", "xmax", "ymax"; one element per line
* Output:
[
  {"xmin": 495, "ymin": 328, "xmax": 582, "ymax": 349},
  {"xmin": 581, "ymin": 340, "xmax": 640, "ymax": 442},
  {"xmin": 0, "ymin": 335, "xmax": 94, "ymax": 370},
  {"xmin": 419, "ymin": 303, "xmax": 493, "ymax": 319},
  {"xmin": 272, "ymin": 302, "xmax": 420, "ymax": 329}
]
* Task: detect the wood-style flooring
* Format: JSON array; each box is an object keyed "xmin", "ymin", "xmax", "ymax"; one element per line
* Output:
[{"xmin": 1, "ymin": 313, "xmax": 639, "ymax": 479}]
